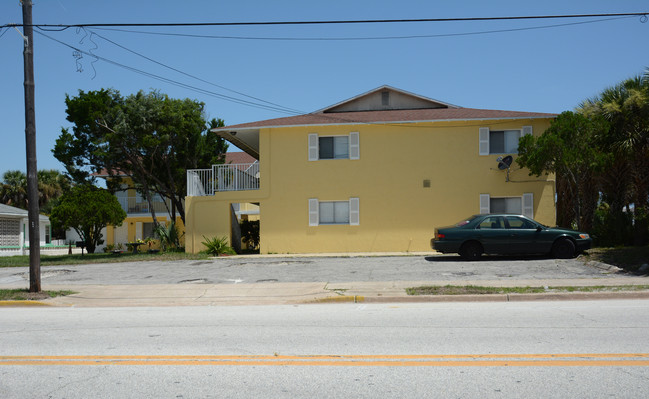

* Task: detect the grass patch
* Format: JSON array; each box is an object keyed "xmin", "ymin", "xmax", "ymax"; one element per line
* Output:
[
  {"xmin": 406, "ymin": 284, "xmax": 649, "ymax": 295},
  {"xmin": 583, "ymin": 246, "xmax": 649, "ymax": 272},
  {"xmin": 0, "ymin": 289, "xmax": 76, "ymax": 301},
  {"xmin": 0, "ymin": 251, "xmax": 210, "ymax": 268}
]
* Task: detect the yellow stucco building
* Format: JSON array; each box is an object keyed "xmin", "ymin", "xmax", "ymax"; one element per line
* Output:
[
  {"xmin": 92, "ymin": 172, "xmax": 183, "ymax": 251},
  {"xmin": 185, "ymin": 86, "xmax": 557, "ymax": 254}
]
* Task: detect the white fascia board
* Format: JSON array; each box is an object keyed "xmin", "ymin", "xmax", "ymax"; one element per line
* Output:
[{"xmin": 212, "ymin": 115, "xmax": 555, "ymax": 131}]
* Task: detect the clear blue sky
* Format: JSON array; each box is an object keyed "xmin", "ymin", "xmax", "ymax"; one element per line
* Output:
[{"xmin": 1, "ymin": 0, "xmax": 647, "ymax": 176}]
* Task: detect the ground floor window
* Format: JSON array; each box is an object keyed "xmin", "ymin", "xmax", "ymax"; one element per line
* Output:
[
  {"xmin": 490, "ymin": 197, "xmax": 522, "ymax": 214},
  {"xmin": 0, "ymin": 219, "xmax": 20, "ymax": 246},
  {"xmin": 319, "ymin": 201, "xmax": 350, "ymax": 224},
  {"xmin": 309, "ymin": 198, "xmax": 359, "ymax": 226},
  {"xmin": 142, "ymin": 222, "xmax": 155, "ymax": 238},
  {"xmin": 480, "ymin": 193, "xmax": 533, "ymax": 218}
]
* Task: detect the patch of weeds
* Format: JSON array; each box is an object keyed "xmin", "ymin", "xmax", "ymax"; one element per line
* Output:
[
  {"xmin": 406, "ymin": 285, "xmax": 649, "ymax": 295},
  {"xmin": 0, "ymin": 251, "xmax": 210, "ymax": 268},
  {"xmin": 406, "ymin": 285, "xmax": 545, "ymax": 295},
  {"xmin": 0, "ymin": 289, "xmax": 77, "ymax": 301}
]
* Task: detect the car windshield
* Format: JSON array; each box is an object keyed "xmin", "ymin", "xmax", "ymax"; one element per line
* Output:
[{"xmin": 455, "ymin": 215, "xmax": 480, "ymax": 227}]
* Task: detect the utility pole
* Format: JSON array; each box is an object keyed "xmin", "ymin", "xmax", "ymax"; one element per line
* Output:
[{"xmin": 22, "ymin": 0, "xmax": 41, "ymax": 292}]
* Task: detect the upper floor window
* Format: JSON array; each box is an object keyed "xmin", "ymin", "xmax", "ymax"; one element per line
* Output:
[
  {"xmin": 489, "ymin": 130, "xmax": 521, "ymax": 154},
  {"xmin": 308, "ymin": 132, "xmax": 359, "ymax": 161},
  {"xmin": 479, "ymin": 126, "xmax": 532, "ymax": 155},
  {"xmin": 319, "ymin": 136, "xmax": 349, "ymax": 159}
]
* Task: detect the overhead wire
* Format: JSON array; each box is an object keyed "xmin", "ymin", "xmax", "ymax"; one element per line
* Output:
[
  {"xmin": 6, "ymin": 12, "xmax": 648, "ymax": 29},
  {"xmin": 10, "ymin": 11, "xmax": 646, "ymax": 126},
  {"xmin": 82, "ymin": 28, "xmax": 303, "ymax": 114},
  {"xmin": 87, "ymin": 16, "xmax": 633, "ymax": 41},
  {"xmin": 33, "ymin": 29, "xmax": 303, "ymax": 115}
]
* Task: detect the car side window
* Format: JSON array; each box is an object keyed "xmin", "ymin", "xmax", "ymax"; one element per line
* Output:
[
  {"xmin": 505, "ymin": 216, "xmax": 535, "ymax": 229},
  {"xmin": 478, "ymin": 216, "xmax": 505, "ymax": 229}
]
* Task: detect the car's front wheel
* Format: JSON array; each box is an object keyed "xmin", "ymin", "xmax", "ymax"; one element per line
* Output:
[
  {"xmin": 551, "ymin": 238, "xmax": 575, "ymax": 259},
  {"xmin": 459, "ymin": 241, "xmax": 483, "ymax": 261}
]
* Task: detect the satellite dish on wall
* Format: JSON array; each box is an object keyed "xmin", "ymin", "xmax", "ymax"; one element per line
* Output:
[{"xmin": 497, "ymin": 155, "xmax": 513, "ymax": 170}]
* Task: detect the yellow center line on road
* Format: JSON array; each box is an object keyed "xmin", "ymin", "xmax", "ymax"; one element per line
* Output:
[{"xmin": 1, "ymin": 354, "xmax": 648, "ymax": 367}]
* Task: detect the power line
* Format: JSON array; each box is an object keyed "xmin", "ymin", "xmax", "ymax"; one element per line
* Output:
[
  {"xmin": 34, "ymin": 30, "xmax": 303, "ymax": 115},
  {"xmin": 5, "ymin": 12, "xmax": 647, "ymax": 29},
  {"xmin": 88, "ymin": 16, "xmax": 632, "ymax": 41},
  {"xmin": 81, "ymin": 28, "xmax": 303, "ymax": 114}
]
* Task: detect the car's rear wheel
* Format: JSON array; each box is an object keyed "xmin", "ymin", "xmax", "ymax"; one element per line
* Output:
[
  {"xmin": 459, "ymin": 241, "xmax": 483, "ymax": 261},
  {"xmin": 551, "ymin": 238, "xmax": 575, "ymax": 259}
]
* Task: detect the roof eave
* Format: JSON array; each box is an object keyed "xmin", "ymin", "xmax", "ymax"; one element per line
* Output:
[{"xmin": 213, "ymin": 114, "xmax": 556, "ymax": 132}]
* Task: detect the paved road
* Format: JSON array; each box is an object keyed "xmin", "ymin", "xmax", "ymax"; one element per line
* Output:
[
  {"xmin": 1, "ymin": 300, "xmax": 648, "ymax": 398},
  {"xmin": 0, "ymin": 254, "xmax": 629, "ymax": 286}
]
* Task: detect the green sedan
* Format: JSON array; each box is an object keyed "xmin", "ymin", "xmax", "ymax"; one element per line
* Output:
[{"xmin": 431, "ymin": 214, "xmax": 592, "ymax": 260}]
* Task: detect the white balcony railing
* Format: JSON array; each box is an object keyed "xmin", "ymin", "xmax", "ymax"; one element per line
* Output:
[
  {"xmin": 187, "ymin": 162, "xmax": 259, "ymax": 196},
  {"xmin": 117, "ymin": 197, "xmax": 173, "ymax": 214}
]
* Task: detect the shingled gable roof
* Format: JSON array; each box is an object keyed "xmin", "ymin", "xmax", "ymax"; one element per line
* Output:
[
  {"xmin": 314, "ymin": 85, "xmax": 460, "ymax": 113},
  {"xmin": 212, "ymin": 86, "xmax": 557, "ymax": 159},
  {"xmin": 213, "ymin": 86, "xmax": 556, "ymax": 133}
]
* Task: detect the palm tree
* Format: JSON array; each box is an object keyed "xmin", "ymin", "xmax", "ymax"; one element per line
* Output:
[
  {"xmin": 580, "ymin": 75, "xmax": 649, "ymax": 245},
  {"xmin": 1, "ymin": 169, "xmax": 71, "ymax": 212},
  {"xmin": 0, "ymin": 170, "xmax": 28, "ymax": 209},
  {"xmin": 37, "ymin": 169, "xmax": 71, "ymax": 212}
]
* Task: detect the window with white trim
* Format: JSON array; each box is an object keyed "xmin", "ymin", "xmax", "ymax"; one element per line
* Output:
[
  {"xmin": 308, "ymin": 132, "xmax": 360, "ymax": 161},
  {"xmin": 309, "ymin": 198, "xmax": 359, "ymax": 226},
  {"xmin": 480, "ymin": 193, "xmax": 534, "ymax": 219},
  {"xmin": 319, "ymin": 136, "xmax": 349, "ymax": 159},
  {"xmin": 479, "ymin": 126, "xmax": 532, "ymax": 155}
]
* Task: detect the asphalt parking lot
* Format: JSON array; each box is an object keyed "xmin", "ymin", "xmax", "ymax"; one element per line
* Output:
[{"xmin": 0, "ymin": 254, "xmax": 628, "ymax": 287}]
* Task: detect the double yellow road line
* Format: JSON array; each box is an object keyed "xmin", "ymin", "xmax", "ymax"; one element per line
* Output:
[{"xmin": 1, "ymin": 353, "xmax": 648, "ymax": 367}]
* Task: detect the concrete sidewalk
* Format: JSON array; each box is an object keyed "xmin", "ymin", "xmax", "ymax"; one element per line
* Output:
[{"xmin": 4, "ymin": 276, "xmax": 647, "ymax": 307}]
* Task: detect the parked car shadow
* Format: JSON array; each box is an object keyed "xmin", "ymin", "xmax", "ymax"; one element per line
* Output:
[{"xmin": 425, "ymin": 254, "xmax": 555, "ymax": 262}]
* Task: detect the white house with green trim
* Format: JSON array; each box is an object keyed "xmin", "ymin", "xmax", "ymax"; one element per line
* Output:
[{"xmin": 0, "ymin": 203, "xmax": 57, "ymax": 256}]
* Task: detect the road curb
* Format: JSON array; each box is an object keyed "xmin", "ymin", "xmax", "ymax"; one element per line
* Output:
[
  {"xmin": 0, "ymin": 300, "xmax": 51, "ymax": 307},
  {"xmin": 314, "ymin": 291, "xmax": 649, "ymax": 304}
]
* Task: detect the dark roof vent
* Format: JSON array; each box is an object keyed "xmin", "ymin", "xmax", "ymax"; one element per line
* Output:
[{"xmin": 381, "ymin": 91, "xmax": 390, "ymax": 106}]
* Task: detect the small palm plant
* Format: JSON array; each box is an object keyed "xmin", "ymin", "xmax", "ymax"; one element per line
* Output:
[
  {"xmin": 154, "ymin": 221, "xmax": 182, "ymax": 252},
  {"xmin": 201, "ymin": 235, "xmax": 236, "ymax": 256}
]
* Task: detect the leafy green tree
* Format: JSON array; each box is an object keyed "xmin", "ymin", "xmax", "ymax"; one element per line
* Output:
[
  {"xmin": 49, "ymin": 185, "xmax": 126, "ymax": 253},
  {"xmin": 580, "ymin": 75, "xmax": 649, "ymax": 245},
  {"xmin": 53, "ymin": 89, "xmax": 228, "ymax": 226},
  {"xmin": 517, "ymin": 111, "xmax": 608, "ymax": 231}
]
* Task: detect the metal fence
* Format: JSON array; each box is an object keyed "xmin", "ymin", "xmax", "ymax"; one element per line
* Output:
[
  {"xmin": 116, "ymin": 197, "xmax": 172, "ymax": 214},
  {"xmin": 187, "ymin": 163, "xmax": 259, "ymax": 196}
]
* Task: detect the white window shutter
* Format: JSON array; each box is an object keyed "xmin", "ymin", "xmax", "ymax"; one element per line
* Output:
[
  {"xmin": 522, "ymin": 126, "xmax": 533, "ymax": 136},
  {"xmin": 479, "ymin": 127, "xmax": 489, "ymax": 155},
  {"xmin": 349, "ymin": 132, "xmax": 360, "ymax": 160},
  {"xmin": 308, "ymin": 133, "xmax": 318, "ymax": 161},
  {"xmin": 480, "ymin": 194, "xmax": 490, "ymax": 214},
  {"xmin": 522, "ymin": 193, "xmax": 534, "ymax": 219},
  {"xmin": 309, "ymin": 198, "xmax": 319, "ymax": 226},
  {"xmin": 349, "ymin": 198, "xmax": 360, "ymax": 225}
]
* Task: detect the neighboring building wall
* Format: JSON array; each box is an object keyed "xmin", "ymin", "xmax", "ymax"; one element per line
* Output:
[
  {"xmin": 186, "ymin": 118, "xmax": 555, "ymax": 254},
  {"xmin": 105, "ymin": 216, "xmax": 185, "ymax": 248},
  {"xmin": 0, "ymin": 213, "xmax": 56, "ymax": 256}
]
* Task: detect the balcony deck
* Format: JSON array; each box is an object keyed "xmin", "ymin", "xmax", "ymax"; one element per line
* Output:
[{"xmin": 187, "ymin": 162, "xmax": 259, "ymax": 196}]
